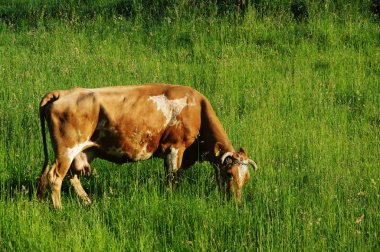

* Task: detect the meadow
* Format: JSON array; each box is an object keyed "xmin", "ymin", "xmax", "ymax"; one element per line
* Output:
[{"xmin": 0, "ymin": 0, "xmax": 379, "ymax": 250}]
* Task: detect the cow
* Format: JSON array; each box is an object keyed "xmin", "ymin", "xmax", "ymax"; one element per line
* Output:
[{"xmin": 37, "ymin": 84, "xmax": 258, "ymax": 208}]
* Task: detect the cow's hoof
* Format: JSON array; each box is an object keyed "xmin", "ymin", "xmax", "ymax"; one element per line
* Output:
[{"xmin": 82, "ymin": 197, "xmax": 92, "ymax": 207}]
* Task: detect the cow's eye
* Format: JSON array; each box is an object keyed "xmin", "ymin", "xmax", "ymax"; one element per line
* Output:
[{"xmin": 223, "ymin": 157, "xmax": 233, "ymax": 165}]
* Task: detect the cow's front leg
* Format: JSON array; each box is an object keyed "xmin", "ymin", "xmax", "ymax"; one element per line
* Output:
[
  {"xmin": 164, "ymin": 147, "xmax": 185, "ymax": 191},
  {"xmin": 69, "ymin": 174, "xmax": 91, "ymax": 206}
]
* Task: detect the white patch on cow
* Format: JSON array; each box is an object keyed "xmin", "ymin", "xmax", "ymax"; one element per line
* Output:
[
  {"xmin": 133, "ymin": 144, "xmax": 153, "ymax": 161},
  {"xmin": 188, "ymin": 96, "xmax": 196, "ymax": 106},
  {"xmin": 67, "ymin": 140, "xmax": 93, "ymax": 163},
  {"xmin": 166, "ymin": 147, "xmax": 179, "ymax": 172},
  {"xmin": 238, "ymin": 163, "xmax": 248, "ymax": 183},
  {"xmin": 149, "ymin": 94, "xmax": 194, "ymax": 126}
]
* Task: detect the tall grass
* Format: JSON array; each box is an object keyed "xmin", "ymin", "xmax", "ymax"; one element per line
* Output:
[{"xmin": 0, "ymin": 1, "xmax": 379, "ymax": 251}]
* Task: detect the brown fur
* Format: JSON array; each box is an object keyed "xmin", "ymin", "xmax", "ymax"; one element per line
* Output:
[{"xmin": 37, "ymin": 84, "xmax": 257, "ymax": 208}]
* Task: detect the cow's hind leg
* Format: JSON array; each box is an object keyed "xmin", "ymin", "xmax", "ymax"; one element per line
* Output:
[
  {"xmin": 69, "ymin": 151, "xmax": 94, "ymax": 205},
  {"xmin": 70, "ymin": 174, "xmax": 91, "ymax": 206},
  {"xmin": 164, "ymin": 147, "xmax": 185, "ymax": 191},
  {"xmin": 48, "ymin": 157, "xmax": 71, "ymax": 209},
  {"xmin": 49, "ymin": 146, "xmax": 96, "ymax": 208}
]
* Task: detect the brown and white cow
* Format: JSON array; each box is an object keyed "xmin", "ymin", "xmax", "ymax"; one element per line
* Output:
[{"xmin": 37, "ymin": 84, "xmax": 257, "ymax": 208}]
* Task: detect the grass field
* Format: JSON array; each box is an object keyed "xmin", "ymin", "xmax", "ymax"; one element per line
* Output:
[{"xmin": 0, "ymin": 0, "xmax": 379, "ymax": 250}]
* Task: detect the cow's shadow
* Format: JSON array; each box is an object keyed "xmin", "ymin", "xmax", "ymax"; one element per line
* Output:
[{"xmin": 1, "ymin": 175, "xmax": 36, "ymax": 201}]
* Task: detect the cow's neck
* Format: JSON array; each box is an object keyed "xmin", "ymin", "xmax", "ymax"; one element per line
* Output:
[
  {"xmin": 203, "ymin": 130, "xmax": 234, "ymax": 153},
  {"xmin": 200, "ymin": 99, "xmax": 235, "ymax": 161}
]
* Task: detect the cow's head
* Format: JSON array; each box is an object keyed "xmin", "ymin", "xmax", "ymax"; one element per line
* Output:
[{"xmin": 214, "ymin": 143, "xmax": 258, "ymax": 202}]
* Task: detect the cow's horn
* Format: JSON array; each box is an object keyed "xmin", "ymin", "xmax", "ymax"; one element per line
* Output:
[
  {"xmin": 248, "ymin": 159, "xmax": 258, "ymax": 171},
  {"xmin": 221, "ymin": 152, "xmax": 234, "ymax": 164}
]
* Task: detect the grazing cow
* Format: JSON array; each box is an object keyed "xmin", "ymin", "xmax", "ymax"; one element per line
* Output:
[{"xmin": 37, "ymin": 84, "xmax": 257, "ymax": 208}]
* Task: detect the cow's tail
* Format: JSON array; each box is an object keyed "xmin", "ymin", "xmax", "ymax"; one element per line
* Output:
[{"xmin": 37, "ymin": 90, "xmax": 65, "ymax": 199}]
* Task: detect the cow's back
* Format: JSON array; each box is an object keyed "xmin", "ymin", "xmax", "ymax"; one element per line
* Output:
[
  {"xmin": 46, "ymin": 84, "xmax": 203, "ymax": 161},
  {"xmin": 91, "ymin": 84, "xmax": 203, "ymax": 159}
]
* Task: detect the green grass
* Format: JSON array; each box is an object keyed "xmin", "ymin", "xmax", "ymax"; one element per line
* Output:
[{"xmin": 0, "ymin": 1, "xmax": 380, "ymax": 251}]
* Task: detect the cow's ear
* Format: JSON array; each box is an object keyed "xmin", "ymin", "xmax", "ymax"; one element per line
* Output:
[
  {"xmin": 214, "ymin": 142, "xmax": 224, "ymax": 157},
  {"xmin": 239, "ymin": 147, "xmax": 247, "ymax": 155}
]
